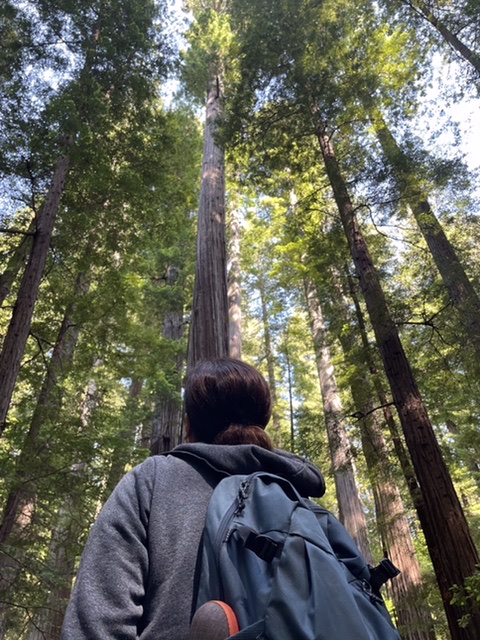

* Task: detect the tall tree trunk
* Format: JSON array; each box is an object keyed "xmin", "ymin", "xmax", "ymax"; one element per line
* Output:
[
  {"xmin": 187, "ymin": 77, "xmax": 229, "ymax": 370},
  {"xmin": 0, "ymin": 273, "xmax": 86, "ymax": 637},
  {"xmin": 0, "ymin": 220, "xmax": 34, "ymax": 308},
  {"xmin": 368, "ymin": 104, "xmax": 480, "ymax": 360},
  {"xmin": 360, "ymin": 397, "xmax": 436, "ymax": 640},
  {"xmin": 257, "ymin": 265, "xmax": 283, "ymax": 446},
  {"xmin": 150, "ymin": 265, "xmax": 185, "ymax": 454},
  {"xmin": 31, "ymin": 367, "xmax": 104, "ymax": 639},
  {"xmin": 304, "ymin": 278, "xmax": 373, "ymax": 563},
  {"xmin": 334, "ymin": 278, "xmax": 435, "ymax": 639},
  {"xmin": 228, "ymin": 208, "xmax": 242, "ymax": 359},
  {"xmin": 0, "ymin": 142, "xmax": 72, "ymax": 434},
  {"xmin": 0, "ymin": 272, "xmax": 87, "ymax": 546},
  {"xmin": 283, "ymin": 339, "xmax": 296, "ymax": 454},
  {"xmin": 311, "ymin": 101, "xmax": 480, "ymax": 639},
  {"xmin": 401, "ymin": 0, "xmax": 480, "ymax": 73}
]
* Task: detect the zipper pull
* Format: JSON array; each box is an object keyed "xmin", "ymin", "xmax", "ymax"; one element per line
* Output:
[{"xmin": 234, "ymin": 479, "xmax": 250, "ymax": 516}]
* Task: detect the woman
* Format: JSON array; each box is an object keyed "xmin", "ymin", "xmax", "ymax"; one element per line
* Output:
[{"xmin": 61, "ymin": 358, "xmax": 326, "ymax": 639}]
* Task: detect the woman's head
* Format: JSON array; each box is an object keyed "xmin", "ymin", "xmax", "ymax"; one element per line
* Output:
[{"xmin": 184, "ymin": 358, "xmax": 273, "ymax": 449}]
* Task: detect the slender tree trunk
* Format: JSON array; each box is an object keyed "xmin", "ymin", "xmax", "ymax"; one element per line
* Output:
[
  {"xmin": 150, "ymin": 265, "xmax": 185, "ymax": 454},
  {"xmin": 27, "ymin": 463, "xmax": 86, "ymax": 640},
  {"xmin": 187, "ymin": 77, "xmax": 229, "ymax": 370},
  {"xmin": 0, "ymin": 221, "xmax": 34, "ymax": 308},
  {"xmin": 228, "ymin": 209, "xmax": 242, "ymax": 359},
  {"xmin": 0, "ymin": 272, "xmax": 87, "ymax": 546},
  {"xmin": 401, "ymin": 0, "xmax": 480, "ymax": 74},
  {"xmin": 33, "ymin": 368, "xmax": 104, "ymax": 639},
  {"xmin": 311, "ymin": 101, "xmax": 480, "ymax": 639},
  {"xmin": 0, "ymin": 273, "xmax": 86, "ymax": 637},
  {"xmin": 0, "ymin": 142, "xmax": 72, "ymax": 434},
  {"xmin": 283, "ymin": 340, "xmax": 296, "ymax": 454},
  {"xmin": 368, "ymin": 105, "xmax": 480, "ymax": 359},
  {"xmin": 257, "ymin": 266, "xmax": 283, "ymax": 446},
  {"xmin": 304, "ymin": 278, "xmax": 373, "ymax": 563},
  {"xmin": 0, "ymin": 495, "xmax": 36, "ymax": 640}
]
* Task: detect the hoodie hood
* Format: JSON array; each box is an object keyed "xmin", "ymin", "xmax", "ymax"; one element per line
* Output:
[{"xmin": 169, "ymin": 443, "xmax": 326, "ymax": 498}]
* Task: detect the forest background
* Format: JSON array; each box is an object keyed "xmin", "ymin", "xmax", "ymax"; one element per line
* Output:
[{"xmin": 1, "ymin": 0, "xmax": 480, "ymax": 639}]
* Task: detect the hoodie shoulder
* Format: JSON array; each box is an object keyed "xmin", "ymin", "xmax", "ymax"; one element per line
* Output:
[{"xmin": 168, "ymin": 444, "xmax": 325, "ymax": 498}]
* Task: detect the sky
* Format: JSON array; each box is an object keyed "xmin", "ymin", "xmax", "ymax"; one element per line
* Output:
[{"xmin": 418, "ymin": 54, "xmax": 480, "ymax": 173}]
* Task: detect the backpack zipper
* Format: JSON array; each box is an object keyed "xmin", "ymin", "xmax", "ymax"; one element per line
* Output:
[{"xmin": 213, "ymin": 478, "xmax": 251, "ymax": 599}]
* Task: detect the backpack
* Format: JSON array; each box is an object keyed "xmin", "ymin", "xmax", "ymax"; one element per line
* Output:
[{"xmin": 192, "ymin": 471, "xmax": 401, "ymax": 640}]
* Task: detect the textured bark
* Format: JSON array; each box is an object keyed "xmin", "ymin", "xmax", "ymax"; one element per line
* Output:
[
  {"xmin": 311, "ymin": 102, "xmax": 480, "ymax": 639},
  {"xmin": 337, "ymin": 281, "xmax": 435, "ymax": 639},
  {"xmin": 228, "ymin": 209, "xmax": 242, "ymax": 359},
  {"xmin": 361, "ymin": 403, "xmax": 436, "ymax": 640},
  {"xmin": 369, "ymin": 106, "xmax": 480, "ymax": 360},
  {"xmin": 304, "ymin": 278, "xmax": 373, "ymax": 563},
  {"xmin": 150, "ymin": 266, "xmax": 184, "ymax": 454},
  {"xmin": 0, "ymin": 221, "xmax": 34, "ymax": 308},
  {"xmin": 402, "ymin": 0, "xmax": 480, "ymax": 74},
  {"xmin": 0, "ymin": 144, "xmax": 72, "ymax": 433},
  {"xmin": 187, "ymin": 78, "xmax": 229, "ymax": 370}
]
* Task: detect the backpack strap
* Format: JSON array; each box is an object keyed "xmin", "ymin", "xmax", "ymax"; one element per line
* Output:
[{"xmin": 190, "ymin": 530, "xmax": 206, "ymax": 621}]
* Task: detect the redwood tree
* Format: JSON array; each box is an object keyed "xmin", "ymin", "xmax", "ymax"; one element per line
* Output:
[
  {"xmin": 184, "ymin": 3, "xmax": 232, "ymax": 370},
  {"xmin": 311, "ymin": 105, "xmax": 480, "ymax": 637}
]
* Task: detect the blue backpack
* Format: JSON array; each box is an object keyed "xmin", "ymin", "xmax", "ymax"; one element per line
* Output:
[{"xmin": 193, "ymin": 472, "xmax": 401, "ymax": 640}]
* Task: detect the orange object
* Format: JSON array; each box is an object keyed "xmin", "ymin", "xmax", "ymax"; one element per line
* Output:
[
  {"xmin": 189, "ymin": 600, "xmax": 240, "ymax": 639},
  {"xmin": 211, "ymin": 601, "xmax": 240, "ymax": 635}
]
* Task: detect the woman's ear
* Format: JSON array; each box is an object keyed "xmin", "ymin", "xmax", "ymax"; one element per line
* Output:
[{"xmin": 185, "ymin": 415, "xmax": 195, "ymax": 443}]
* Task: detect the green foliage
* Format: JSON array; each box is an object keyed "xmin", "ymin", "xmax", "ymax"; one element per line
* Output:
[
  {"xmin": 451, "ymin": 567, "xmax": 480, "ymax": 628},
  {"xmin": 182, "ymin": 7, "xmax": 238, "ymax": 100},
  {"xmin": 2, "ymin": 0, "xmax": 480, "ymax": 635}
]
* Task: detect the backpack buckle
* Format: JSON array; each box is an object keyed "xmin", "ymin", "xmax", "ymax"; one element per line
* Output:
[
  {"xmin": 244, "ymin": 531, "xmax": 283, "ymax": 563},
  {"xmin": 369, "ymin": 559, "xmax": 401, "ymax": 592}
]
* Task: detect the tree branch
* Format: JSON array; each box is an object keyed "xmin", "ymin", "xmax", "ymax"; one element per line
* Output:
[
  {"xmin": 0, "ymin": 227, "xmax": 35, "ymax": 236},
  {"xmin": 349, "ymin": 402, "xmax": 395, "ymax": 421}
]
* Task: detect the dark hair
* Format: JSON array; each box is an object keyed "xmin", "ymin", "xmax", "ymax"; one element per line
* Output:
[{"xmin": 184, "ymin": 358, "xmax": 273, "ymax": 450}]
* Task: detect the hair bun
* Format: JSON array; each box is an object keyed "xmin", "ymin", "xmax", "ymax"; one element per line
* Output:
[{"xmin": 213, "ymin": 424, "xmax": 273, "ymax": 450}]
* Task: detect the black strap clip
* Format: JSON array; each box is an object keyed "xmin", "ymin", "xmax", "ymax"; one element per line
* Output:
[
  {"xmin": 244, "ymin": 531, "xmax": 283, "ymax": 563},
  {"xmin": 369, "ymin": 558, "xmax": 401, "ymax": 593}
]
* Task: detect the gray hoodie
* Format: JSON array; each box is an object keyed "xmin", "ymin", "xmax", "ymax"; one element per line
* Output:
[{"xmin": 61, "ymin": 443, "xmax": 326, "ymax": 639}]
